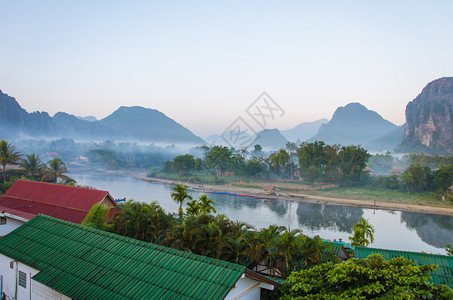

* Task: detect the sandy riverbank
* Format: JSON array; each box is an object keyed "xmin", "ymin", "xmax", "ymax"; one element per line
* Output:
[{"xmin": 132, "ymin": 174, "xmax": 453, "ymax": 216}]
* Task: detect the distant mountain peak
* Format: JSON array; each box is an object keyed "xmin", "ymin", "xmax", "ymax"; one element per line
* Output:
[
  {"xmin": 282, "ymin": 118, "xmax": 328, "ymax": 142},
  {"xmin": 0, "ymin": 91, "xmax": 205, "ymax": 144},
  {"xmin": 309, "ymin": 102, "xmax": 397, "ymax": 146}
]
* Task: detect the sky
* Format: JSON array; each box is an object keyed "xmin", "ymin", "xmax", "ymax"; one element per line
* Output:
[{"xmin": 1, "ymin": 1, "xmax": 452, "ymax": 138}]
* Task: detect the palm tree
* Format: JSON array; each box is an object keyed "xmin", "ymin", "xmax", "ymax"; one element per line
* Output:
[
  {"xmin": 171, "ymin": 184, "xmax": 192, "ymax": 219},
  {"xmin": 21, "ymin": 153, "xmax": 45, "ymax": 180},
  {"xmin": 349, "ymin": 217, "xmax": 375, "ymax": 247},
  {"xmin": 186, "ymin": 199, "xmax": 201, "ymax": 216},
  {"xmin": 199, "ymin": 194, "xmax": 216, "ymax": 215},
  {"xmin": 0, "ymin": 140, "xmax": 22, "ymax": 183},
  {"xmin": 42, "ymin": 158, "xmax": 70, "ymax": 183}
]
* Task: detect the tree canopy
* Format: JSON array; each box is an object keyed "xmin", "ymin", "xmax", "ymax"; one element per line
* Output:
[{"xmin": 281, "ymin": 254, "xmax": 453, "ymax": 299}]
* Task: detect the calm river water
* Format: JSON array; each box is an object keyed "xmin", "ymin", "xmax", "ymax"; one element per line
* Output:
[{"xmin": 72, "ymin": 172, "xmax": 453, "ymax": 255}]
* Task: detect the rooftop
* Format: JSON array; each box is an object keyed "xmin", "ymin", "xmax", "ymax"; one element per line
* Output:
[{"xmin": 0, "ymin": 215, "xmax": 276, "ymax": 299}]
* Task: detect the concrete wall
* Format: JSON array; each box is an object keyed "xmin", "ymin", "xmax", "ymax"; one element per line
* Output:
[
  {"xmin": 0, "ymin": 254, "xmax": 70, "ymax": 300},
  {"xmin": 0, "ymin": 215, "xmax": 25, "ymax": 237},
  {"xmin": 225, "ymin": 276, "xmax": 274, "ymax": 300}
]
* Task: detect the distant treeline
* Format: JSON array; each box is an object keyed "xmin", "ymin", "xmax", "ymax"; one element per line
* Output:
[{"xmin": 157, "ymin": 142, "xmax": 453, "ymax": 196}]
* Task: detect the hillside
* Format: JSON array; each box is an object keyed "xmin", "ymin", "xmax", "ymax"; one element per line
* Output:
[
  {"xmin": 398, "ymin": 77, "xmax": 453, "ymax": 154},
  {"xmin": 309, "ymin": 103, "xmax": 397, "ymax": 146},
  {"xmin": 0, "ymin": 90, "xmax": 204, "ymax": 144},
  {"xmin": 282, "ymin": 119, "xmax": 328, "ymax": 142}
]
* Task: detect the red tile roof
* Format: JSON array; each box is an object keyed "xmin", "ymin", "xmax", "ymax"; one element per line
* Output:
[{"xmin": 0, "ymin": 180, "xmax": 116, "ymax": 224}]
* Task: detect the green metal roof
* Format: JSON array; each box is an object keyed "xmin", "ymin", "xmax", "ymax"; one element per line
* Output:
[
  {"xmin": 322, "ymin": 241, "xmax": 343, "ymax": 263},
  {"xmin": 0, "ymin": 214, "xmax": 251, "ymax": 299},
  {"xmin": 355, "ymin": 247, "xmax": 453, "ymax": 287}
]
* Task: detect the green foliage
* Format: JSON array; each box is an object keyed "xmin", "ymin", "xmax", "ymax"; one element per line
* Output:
[
  {"xmin": 171, "ymin": 184, "xmax": 192, "ymax": 219},
  {"xmin": 446, "ymin": 244, "xmax": 453, "ymax": 256},
  {"xmin": 349, "ymin": 218, "xmax": 375, "ymax": 247},
  {"xmin": 42, "ymin": 158, "xmax": 70, "ymax": 183},
  {"xmin": 186, "ymin": 194, "xmax": 216, "ymax": 217},
  {"xmin": 172, "ymin": 154, "xmax": 196, "ymax": 176},
  {"xmin": 371, "ymin": 175, "xmax": 400, "ymax": 190},
  {"xmin": 408, "ymin": 153, "xmax": 453, "ymax": 169},
  {"xmin": 205, "ymin": 146, "xmax": 233, "ymax": 172},
  {"xmin": 402, "ymin": 163, "xmax": 433, "ymax": 193},
  {"xmin": 21, "ymin": 153, "xmax": 45, "ymax": 180},
  {"xmin": 82, "ymin": 203, "xmax": 111, "ymax": 231},
  {"xmin": 368, "ymin": 151, "xmax": 395, "ymax": 173},
  {"xmin": 244, "ymin": 159, "xmax": 265, "ymax": 177},
  {"xmin": 111, "ymin": 200, "xmax": 176, "ymax": 243},
  {"xmin": 432, "ymin": 165, "xmax": 453, "ymax": 193},
  {"xmin": 270, "ymin": 149, "xmax": 291, "ymax": 178},
  {"xmin": 281, "ymin": 254, "xmax": 453, "ymax": 299},
  {"xmin": 337, "ymin": 145, "xmax": 371, "ymax": 186},
  {"xmin": 0, "ymin": 140, "xmax": 22, "ymax": 183},
  {"xmin": 298, "ymin": 141, "xmax": 327, "ymax": 182}
]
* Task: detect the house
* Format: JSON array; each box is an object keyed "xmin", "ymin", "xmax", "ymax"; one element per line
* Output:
[
  {"xmin": 0, "ymin": 180, "xmax": 117, "ymax": 236},
  {"xmin": 355, "ymin": 246, "xmax": 453, "ymax": 288},
  {"xmin": 0, "ymin": 215, "xmax": 281, "ymax": 300},
  {"xmin": 390, "ymin": 168, "xmax": 403, "ymax": 176}
]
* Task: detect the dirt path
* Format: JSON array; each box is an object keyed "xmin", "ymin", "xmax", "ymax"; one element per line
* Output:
[{"xmin": 133, "ymin": 174, "xmax": 453, "ymax": 216}]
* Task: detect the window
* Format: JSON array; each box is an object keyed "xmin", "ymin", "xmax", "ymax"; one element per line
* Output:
[
  {"xmin": 0, "ymin": 217, "xmax": 6, "ymax": 225},
  {"xmin": 18, "ymin": 271, "xmax": 27, "ymax": 288}
]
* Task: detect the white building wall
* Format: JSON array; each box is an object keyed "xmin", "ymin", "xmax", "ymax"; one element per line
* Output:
[
  {"xmin": 225, "ymin": 276, "xmax": 274, "ymax": 300},
  {"xmin": 0, "ymin": 254, "xmax": 69, "ymax": 300},
  {"xmin": 0, "ymin": 216, "xmax": 25, "ymax": 236},
  {"xmin": 32, "ymin": 280, "xmax": 71, "ymax": 300},
  {"xmin": 0, "ymin": 254, "xmax": 39, "ymax": 300}
]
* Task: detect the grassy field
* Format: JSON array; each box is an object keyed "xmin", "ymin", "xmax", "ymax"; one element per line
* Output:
[{"xmin": 314, "ymin": 187, "xmax": 450, "ymax": 207}]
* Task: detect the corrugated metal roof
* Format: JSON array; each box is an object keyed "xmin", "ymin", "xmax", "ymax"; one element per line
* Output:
[
  {"xmin": 355, "ymin": 247, "xmax": 453, "ymax": 287},
  {"xmin": 0, "ymin": 215, "xmax": 249, "ymax": 299},
  {"xmin": 322, "ymin": 241, "xmax": 343, "ymax": 262},
  {"xmin": 3, "ymin": 179, "xmax": 115, "ymax": 210},
  {"xmin": 0, "ymin": 180, "xmax": 116, "ymax": 224}
]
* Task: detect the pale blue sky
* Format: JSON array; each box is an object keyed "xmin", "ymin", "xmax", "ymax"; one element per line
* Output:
[{"xmin": 1, "ymin": 1, "xmax": 452, "ymax": 138}]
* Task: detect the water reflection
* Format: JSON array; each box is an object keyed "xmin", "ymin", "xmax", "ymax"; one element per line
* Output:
[
  {"xmin": 401, "ymin": 212, "xmax": 453, "ymax": 248},
  {"xmin": 296, "ymin": 202, "xmax": 363, "ymax": 232},
  {"xmin": 72, "ymin": 172, "xmax": 453, "ymax": 253}
]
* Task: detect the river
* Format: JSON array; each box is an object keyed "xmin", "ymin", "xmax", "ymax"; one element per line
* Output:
[{"xmin": 72, "ymin": 172, "xmax": 453, "ymax": 254}]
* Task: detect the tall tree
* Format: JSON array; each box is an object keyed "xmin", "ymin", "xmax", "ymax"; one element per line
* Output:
[
  {"xmin": 269, "ymin": 149, "xmax": 290, "ymax": 178},
  {"xmin": 42, "ymin": 158, "xmax": 70, "ymax": 183},
  {"xmin": 21, "ymin": 153, "xmax": 45, "ymax": 180},
  {"xmin": 171, "ymin": 184, "xmax": 192, "ymax": 219},
  {"xmin": 402, "ymin": 163, "xmax": 432, "ymax": 193},
  {"xmin": 349, "ymin": 217, "xmax": 375, "ymax": 247},
  {"xmin": 298, "ymin": 141, "xmax": 327, "ymax": 181},
  {"xmin": 337, "ymin": 145, "xmax": 371, "ymax": 186},
  {"xmin": 286, "ymin": 142, "xmax": 297, "ymax": 181},
  {"xmin": 0, "ymin": 140, "xmax": 22, "ymax": 183},
  {"xmin": 198, "ymin": 194, "xmax": 216, "ymax": 215}
]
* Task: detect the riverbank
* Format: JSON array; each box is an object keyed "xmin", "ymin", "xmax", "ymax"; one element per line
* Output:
[{"xmin": 135, "ymin": 174, "xmax": 453, "ymax": 216}]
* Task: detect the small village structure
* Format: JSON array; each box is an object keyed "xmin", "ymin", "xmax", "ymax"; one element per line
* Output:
[
  {"xmin": 355, "ymin": 246, "xmax": 453, "ymax": 288},
  {"xmin": 0, "ymin": 180, "xmax": 117, "ymax": 236},
  {"xmin": 262, "ymin": 186, "xmax": 280, "ymax": 196},
  {"xmin": 0, "ymin": 215, "xmax": 280, "ymax": 300}
]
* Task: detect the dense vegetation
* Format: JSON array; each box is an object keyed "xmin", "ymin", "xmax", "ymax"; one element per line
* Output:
[
  {"xmin": 0, "ymin": 139, "xmax": 74, "ymax": 194},
  {"xmin": 83, "ymin": 187, "xmax": 453, "ymax": 298},
  {"xmin": 84, "ymin": 186, "xmax": 337, "ymax": 280},
  {"xmin": 281, "ymin": 254, "xmax": 453, "ymax": 299}
]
